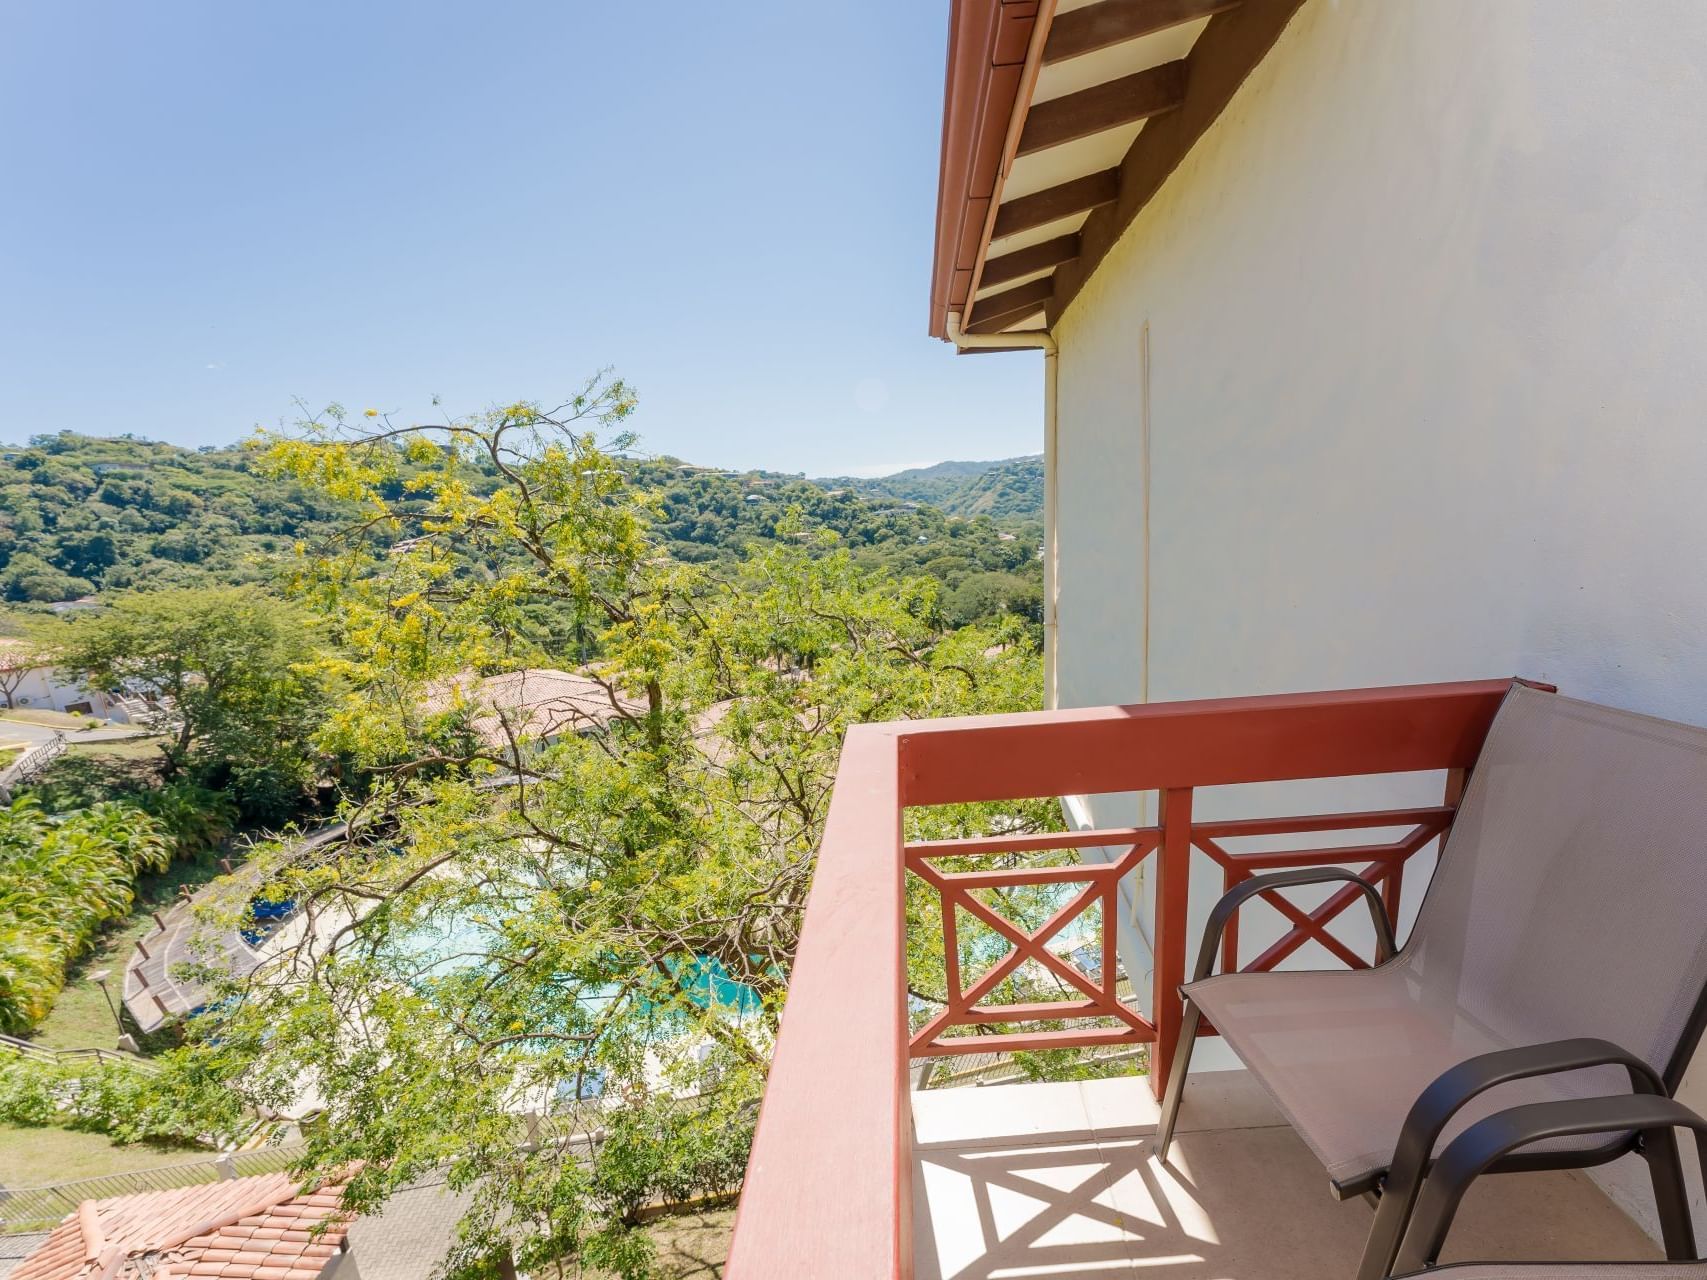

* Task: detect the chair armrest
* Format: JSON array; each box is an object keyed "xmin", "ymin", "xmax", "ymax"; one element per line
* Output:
[
  {"xmin": 1390, "ymin": 1094, "xmax": 1707, "ymax": 1274},
  {"xmin": 1357, "ymin": 1038, "xmax": 1668, "ymax": 1279},
  {"xmin": 1190, "ymin": 867, "xmax": 1396, "ymax": 984}
]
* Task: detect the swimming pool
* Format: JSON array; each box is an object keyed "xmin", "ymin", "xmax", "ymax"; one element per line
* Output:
[{"xmin": 393, "ymin": 910, "xmax": 763, "ymax": 1016}]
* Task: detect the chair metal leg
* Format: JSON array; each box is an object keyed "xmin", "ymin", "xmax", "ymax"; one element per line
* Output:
[
  {"xmin": 1645, "ymin": 1128, "xmax": 1697, "ymax": 1260},
  {"xmin": 1357, "ymin": 1178, "xmax": 1411, "ymax": 1280},
  {"xmin": 1155, "ymin": 999, "xmax": 1203, "ymax": 1161}
]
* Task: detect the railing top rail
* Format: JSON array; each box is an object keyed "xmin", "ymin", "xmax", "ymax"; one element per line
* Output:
[
  {"xmin": 725, "ymin": 724, "xmax": 907, "ymax": 1280},
  {"xmin": 905, "ymin": 824, "xmax": 1153, "ymax": 857},
  {"xmin": 0, "ymin": 1034, "xmax": 159, "ymax": 1073},
  {"xmin": 893, "ymin": 678, "xmax": 1529, "ymax": 806}
]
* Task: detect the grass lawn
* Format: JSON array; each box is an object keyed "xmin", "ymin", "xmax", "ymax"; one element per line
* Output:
[
  {"xmin": 642, "ymin": 1208, "xmax": 733, "ymax": 1279},
  {"xmin": 0, "ymin": 1124, "xmax": 209, "ymax": 1187},
  {"xmin": 62, "ymin": 735, "xmax": 170, "ymax": 763},
  {"xmin": 570, "ymin": 1207, "xmax": 734, "ymax": 1279},
  {"xmin": 1, "ymin": 733, "xmax": 168, "ymax": 799},
  {"xmin": 17, "ymin": 735, "xmax": 170, "ymax": 807}
]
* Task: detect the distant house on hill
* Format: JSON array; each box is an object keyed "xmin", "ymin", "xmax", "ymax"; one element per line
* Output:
[
  {"xmin": 420, "ymin": 667, "xmax": 643, "ymax": 754},
  {"xmin": 0, "ymin": 637, "xmax": 150, "ymax": 721}
]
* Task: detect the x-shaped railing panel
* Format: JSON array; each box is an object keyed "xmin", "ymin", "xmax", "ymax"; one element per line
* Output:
[
  {"xmin": 1190, "ymin": 805, "xmax": 1455, "ymax": 974},
  {"xmin": 905, "ymin": 828, "xmax": 1160, "ymax": 1056}
]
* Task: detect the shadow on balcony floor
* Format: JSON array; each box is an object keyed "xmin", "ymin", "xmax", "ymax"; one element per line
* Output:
[{"xmin": 911, "ymin": 1073, "xmax": 1661, "ymax": 1280}]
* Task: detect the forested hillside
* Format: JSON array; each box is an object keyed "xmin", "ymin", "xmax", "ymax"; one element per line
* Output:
[
  {"xmin": 0, "ymin": 434, "xmax": 352, "ymax": 601},
  {"xmin": 0, "ymin": 434, "xmax": 1042, "ymax": 627},
  {"xmin": 822, "ymin": 454, "xmax": 1043, "ymax": 520}
]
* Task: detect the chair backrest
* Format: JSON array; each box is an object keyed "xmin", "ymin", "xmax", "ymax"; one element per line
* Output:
[{"xmin": 1404, "ymin": 685, "xmax": 1707, "ymax": 1086}]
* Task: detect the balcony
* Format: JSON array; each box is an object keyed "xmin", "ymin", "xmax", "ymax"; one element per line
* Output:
[{"xmin": 725, "ymin": 679, "xmax": 1664, "ymax": 1278}]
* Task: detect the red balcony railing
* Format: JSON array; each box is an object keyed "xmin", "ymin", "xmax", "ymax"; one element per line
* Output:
[{"xmin": 725, "ymin": 677, "xmax": 1537, "ymax": 1280}]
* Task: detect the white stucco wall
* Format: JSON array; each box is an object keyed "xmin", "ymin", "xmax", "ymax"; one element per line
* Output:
[
  {"xmin": 1, "ymin": 665, "xmax": 129, "ymax": 720},
  {"xmin": 1048, "ymin": 0, "xmax": 1707, "ymax": 1239}
]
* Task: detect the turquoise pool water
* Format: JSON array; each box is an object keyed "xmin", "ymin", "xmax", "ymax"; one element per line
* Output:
[{"xmin": 396, "ymin": 912, "xmax": 761, "ymax": 1015}]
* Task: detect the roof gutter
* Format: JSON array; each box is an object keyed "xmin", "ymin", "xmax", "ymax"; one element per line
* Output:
[
  {"xmin": 929, "ymin": 1, "xmax": 1053, "ymax": 340},
  {"xmin": 944, "ymin": 309, "xmax": 1055, "ymax": 354}
]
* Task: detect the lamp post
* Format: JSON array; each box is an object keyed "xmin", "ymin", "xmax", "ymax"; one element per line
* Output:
[{"xmin": 89, "ymin": 969, "xmax": 122, "ymax": 1038}]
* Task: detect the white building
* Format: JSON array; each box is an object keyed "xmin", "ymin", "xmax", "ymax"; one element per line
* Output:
[{"xmin": 0, "ymin": 637, "xmax": 142, "ymax": 722}]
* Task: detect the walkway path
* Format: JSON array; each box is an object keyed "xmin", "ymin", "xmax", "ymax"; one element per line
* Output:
[{"xmin": 0, "ymin": 717, "xmax": 156, "ymax": 747}]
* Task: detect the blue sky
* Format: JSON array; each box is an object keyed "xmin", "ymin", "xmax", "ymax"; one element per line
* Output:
[{"xmin": 0, "ymin": 2, "xmax": 1042, "ymax": 476}]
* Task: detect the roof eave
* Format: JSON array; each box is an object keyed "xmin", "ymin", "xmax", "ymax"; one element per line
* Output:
[
  {"xmin": 928, "ymin": 0, "xmax": 1052, "ymax": 341},
  {"xmin": 928, "ymin": 0, "xmax": 1311, "ymax": 346}
]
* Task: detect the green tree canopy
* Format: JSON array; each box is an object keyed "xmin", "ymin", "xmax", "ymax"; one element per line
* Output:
[
  {"xmin": 157, "ymin": 385, "xmax": 1048, "ymax": 1278},
  {"xmin": 52, "ymin": 587, "xmax": 334, "ymax": 821},
  {"xmin": 0, "ymin": 431, "xmax": 1041, "ymax": 631}
]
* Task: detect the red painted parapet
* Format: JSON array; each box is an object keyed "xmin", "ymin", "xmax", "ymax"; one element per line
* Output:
[
  {"xmin": 725, "ymin": 723, "xmax": 910, "ymax": 1280},
  {"xmin": 726, "ymin": 678, "xmax": 1542, "ymax": 1280}
]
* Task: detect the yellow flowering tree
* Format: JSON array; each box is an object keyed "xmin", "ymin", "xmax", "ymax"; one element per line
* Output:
[{"xmin": 164, "ymin": 375, "xmax": 1043, "ymax": 1278}]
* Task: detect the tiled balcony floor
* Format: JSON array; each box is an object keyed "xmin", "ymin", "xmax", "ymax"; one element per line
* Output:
[{"xmin": 912, "ymin": 1071, "xmax": 1661, "ymax": 1280}]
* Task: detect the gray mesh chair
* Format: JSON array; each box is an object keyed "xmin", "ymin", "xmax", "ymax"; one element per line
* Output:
[
  {"xmin": 1153, "ymin": 686, "xmax": 1707, "ymax": 1278},
  {"xmin": 1385, "ymin": 1091, "xmax": 1707, "ymax": 1275}
]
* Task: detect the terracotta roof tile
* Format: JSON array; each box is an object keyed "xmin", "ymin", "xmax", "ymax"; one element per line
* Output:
[
  {"xmin": 11, "ymin": 1170, "xmax": 352, "ymax": 1280},
  {"xmin": 420, "ymin": 666, "xmax": 643, "ymax": 749}
]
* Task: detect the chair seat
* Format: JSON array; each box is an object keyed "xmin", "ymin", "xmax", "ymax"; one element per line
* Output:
[
  {"xmin": 1185, "ymin": 965, "xmax": 1635, "ymax": 1192},
  {"xmin": 1412, "ymin": 1268, "xmax": 1705, "ymax": 1278}
]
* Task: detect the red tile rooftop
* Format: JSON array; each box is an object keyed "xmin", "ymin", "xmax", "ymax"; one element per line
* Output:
[{"xmin": 12, "ymin": 1170, "xmax": 349, "ymax": 1280}]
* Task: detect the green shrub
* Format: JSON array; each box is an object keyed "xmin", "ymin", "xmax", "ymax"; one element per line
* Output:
[
  {"xmin": 0, "ymin": 798, "xmax": 168, "ymax": 1033},
  {"xmin": 0, "ymin": 1054, "xmax": 229, "ymax": 1147},
  {"xmin": 591, "ymin": 1091, "xmax": 756, "ymax": 1221},
  {"xmin": 137, "ymin": 781, "xmax": 239, "ymax": 860},
  {"xmin": 0, "ymin": 1056, "xmax": 63, "ymax": 1126}
]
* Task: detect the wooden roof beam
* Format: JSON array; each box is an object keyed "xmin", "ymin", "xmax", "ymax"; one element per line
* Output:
[
  {"xmin": 1044, "ymin": 0, "xmax": 1242, "ymax": 64},
  {"xmin": 980, "ymin": 234, "xmax": 1081, "ymax": 289},
  {"xmin": 991, "ymin": 169, "xmax": 1121, "ymax": 239},
  {"xmin": 965, "ymin": 276, "xmax": 1056, "ymax": 334},
  {"xmin": 1017, "ymin": 60, "xmax": 1186, "ymax": 156},
  {"xmin": 1048, "ymin": 0, "xmax": 1308, "ymax": 327}
]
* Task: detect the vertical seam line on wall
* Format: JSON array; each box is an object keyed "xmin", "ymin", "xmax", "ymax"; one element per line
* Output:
[
  {"xmin": 1128, "ymin": 320, "xmax": 1157, "ymax": 994},
  {"xmin": 1140, "ymin": 319, "xmax": 1152, "ymax": 710}
]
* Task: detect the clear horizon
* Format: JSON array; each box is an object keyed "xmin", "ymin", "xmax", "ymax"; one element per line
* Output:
[
  {"xmin": 3, "ymin": 425, "xmax": 1041, "ymax": 482},
  {"xmin": 0, "ymin": 3, "xmax": 1043, "ymax": 475}
]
